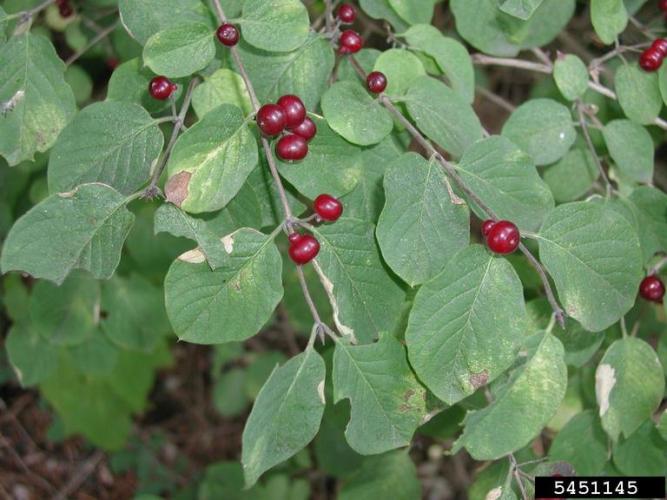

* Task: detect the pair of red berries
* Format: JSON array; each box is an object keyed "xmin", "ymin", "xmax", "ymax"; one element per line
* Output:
[
  {"xmin": 481, "ymin": 220, "xmax": 521, "ymax": 254},
  {"xmin": 257, "ymin": 95, "xmax": 316, "ymax": 161},
  {"xmin": 639, "ymin": 275, "xmax": 665, "ymax": 303},
  {"xmin": 216, "ymin": 23, "xmax": 240, "ymax": 47},
  {"xmin": 56, "ymin": 0, "xmax": 74, "ymax": 17},
  {"xmin": 288, "ymin": 195, "xmax": 343, "ymax": 264},
  {"xmin": 149, "ymin": 76, "xmax": 178, "ymax": 101},
  {"xmin": 337, "ymin": 3, "xmax": 357, "ymax": 24},
  {"xmin": 639, "ymin": 38, "xmax": 667, "ymax": 71}
]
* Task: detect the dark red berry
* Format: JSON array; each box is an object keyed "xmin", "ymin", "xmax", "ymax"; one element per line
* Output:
[
  {"xmin": 639, "ymin": 275, "xmax": 665, "ymax": 303},
  {"xmin": 651, "ymin": 38, "xmax": 667, "ymax": 57},
  {"xmin": 481, "ymin": 219, "xmax": 496, "ymax": 238},
  {"xmin": 366, "ymin": 71, "xmax": 387, "ymax": 94},
  {"xmin": 149, "ymin": 76, "xmax": 177, "ymax": 100},
  {"xmin": 339, "ymin": 30, "xmax": 363, "ymax": 54},
  {"xmin": 59, "ymin": 3, "xmax": 74, "ymax": 17},
  {"xmin": 314, "ymin": 194, "xmax": 343, "ymax": 222},
  {"xmin": 660, "ymin": 0, "xmax": 667, "ymax": 12},
  {"xmin": 639, "ymin": 49, "xmax": 662, "ymax": 72},
  {"xmin": 289, "ymin": 117, "xmax": 317, "ymax": 141},
  {"xmin": 277, "ymin": 95, "xmax": 307, "ymax": 128},
  {"xmin": 486, "ymin": 220, "xmax": 520, "ymax": 254},
  {"xmin": 257, "ymin": 104, "xmax": 287, "ymax": 136},
  {"xmin": 337, "ymin": 3, "xmax": 357, "ymax": 24},
  {"xmin": 289, "ymin": 234, "xmax": 320, "ymax": 264},
  {"xmin": 276, "ymin": 134, "xmax": 308, "ymax": 161},
  {"xmin": 106, "ymin": 57, "xmax": 120, "ymax": 70},
  {"xmin": 216, "ymin": 23, "xmax": 239, "ymax": 47}
]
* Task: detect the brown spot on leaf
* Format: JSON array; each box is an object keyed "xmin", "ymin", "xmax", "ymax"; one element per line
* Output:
[
  {"xmin": 469, "ymin": 370, "xmax": 489, "ymax": 389},
  {"xmin": 398, "ymin": 403, "xmax": 412, "ymax": 413},
  {"xmin": 165, "ymin": 171, "xmax": 191, "ymax": 207},
  {"xmin": 403, "ymin": 389, "xmax": 415, "ymax": 402}
]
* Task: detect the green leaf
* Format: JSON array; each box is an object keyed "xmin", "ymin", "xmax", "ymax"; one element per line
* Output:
[
  {"xmin": 498, "ymin": 0, "xmax": 545, "ymax": 19},
  {"xmin": 0, "ymin": 33, "xmax": 76, "ymax": 165},
  {"xmin": 553, "ymin": 54, "xmax": 589, "ymax": 100},
  {"xmin": 339, "ymin": 451, "xmax": 421, "ymax": 500},
  {"xmin": 277, "ymin": 117, "xmax": 361, "ymax": 199},
  {"xmin": 166, "ymin": 105, "xmax": 258, "ymax": 214},
  {"xmin": 602, "ymin": 119, "xmax": 654, "ymax": 184},
  {"xmin": 192, "ymin": 68, "xmax": 253, "ymax": 118},
  {"xmin": 548, "ymin": 410, "xmax": 608, "ymax": 475},
  {"xmin": 240, "ymin": 0, "xmax": 309, "ymax": 53},
  {"xmin": 164, "ymin": 228, "xmax": 283, "ymax": 344},
  {"xmin": 373, "ymin": 49, "xmax": 426, "ymax": 96},
  {"xmin": 612, "ymin": 420, "xmax": 667, "ymax": 476},
  {"xmin": 590, "ymin": 0, "xmax": 628, "ymax": 45},
  {"xmin": 453, "ymin": 333, "xmax": 567, "ymax": 460},
  {"xmin": 69, "ymin": 332, "xmax": 119, "ymax": 376},
  {"xmin": 6, "ymin": 323, "xmax": 59, "ymax": 386},
  {"xmin": 626, "ymin": 186, "xmax": 667, "ymax": 262},
  {"xmin": 101, "ymin": 274, "xmax": 170, "ymax": 352},
  {"xmin": 596, "ymin": 337, "xmax": 665, "ymax": 441},
  {"xmin": 537, "ymin": 200, "xmax": 643, "ymax": 332},
  {"xmin": 403, "ymin": 24, "xmax": 475, "ymax": 103},
  {"xmin": 455, "ymin": 136, "xmax": 554, "ymax": 231},
  {"xmin": 658, "ymin": 63, "xmax": 667, "ymax": 106},
  {"xmin": 404, "ymin": 76, "xmax": 483, "ymax": 158},
  {"xmin": 48, "ymin": 102, "xmax": 163, "ymax": 195},
  {"xmin": 119, "ymin": 0, "xmax": 213, "ymax": 45},
  {"xmin": 235, "ymin": 34, "xmax": 335, "ymax": 111},
  {"xmin": 321, "ymin": 81, "xmax": 394, "ymax": 146},
  {"xmin": 311, "ymin": 218, "xmax": 405, "ymax": 344},
  {"xmin": 143, "ymin": 23, "xmax": 216, "ymax": 78},
  {"xmin": 406, "ymin": 245, "xmax": 527, "ymax": 405},
  {"xmin": 107, "ymin": 58, "xmax": 179, "ymax": 114},
  {"xmin": 333, "ymin": 334, "xmax": 427, "ymax": 454},
  {"xmin": 213, "ymin": 368, "xmax": 249, "ymax": 417},
  {"xmin": 1, "ymin": 183, "xmax": 135, "ymax": 285},
  {"xmin": 615, "ymin": 64, "xmax": 662, "ymax": 125},
  {"xmin": 387, "ymin": 0, "xmax": 438, "ymax": 24},
  {"xmin": 501, "ymin": 98, "xmax": 576, "ymax": 166},
  {"xmin": 241, "ymin": 348, "xmax": 325, "ymax": 487},
  {"xmin": 376, "ymin": 153, "xmax": 470, "ymax": 286},
  {"xmin": 542, "ymin": 148, "xmax": 599, "ymax": 203}
]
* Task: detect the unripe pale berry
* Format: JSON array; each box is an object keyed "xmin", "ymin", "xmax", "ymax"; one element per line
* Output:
[
  {"xmin": 486, "ymin": 220, "xmax": 520, "ymax": 254},
  {"xmin": 366, "ymin": 71, "xmax": 387, "ymax": 94},
  {"xmin": 289, "ymin": 234, "xmax": 320, "ymax": 264},
  {"xmin": 257, "ymin": 104, "xmax": 287, "ymax": 136},
  {"xmin": 149, "ymin": 76, "xmax": 177, "ymax": 100},
  {"xmin": 277, "ymin": 95, "xmax": 307, "ymax": 128},
  {"xmin": 339, "ymin": 30, "xmax": 363, "ymax": 54},
  {"xmin": 289, "ymin": 116, "xmax": 317, "ymax": 141},
  {"xmin": 216, "ymin": 23, "xmax": 240, "ymax": 47},
  {"xmin": 639, "ymin": 275, "xmax": 665, "ymax": 303},
  {"xmin": 337, "ymin": 3, "xmax": 357, "ymax": 24},
  {"xmin": 314, "ymin": 194, "xmax": 343, "ymax": 222},
  {"xmin": 276, "ymin": 134, "xmax": 308, "ymax": 161}
]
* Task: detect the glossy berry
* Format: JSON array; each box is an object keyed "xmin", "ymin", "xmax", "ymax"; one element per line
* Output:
[
  {"xmin": 651, "ymin": 38, "xmax": 667, "ymax": 57},
  {"xmin": 289, "ymin": 117, "xmax": 317, "ymax": 141},
  {"xmin": 216, "ymin": 23, "xmax": 240, "ymax": 46},
  {"xmin": 485, "ymin": 220, "xmax": 520, "ymax": 254},
  {"xmin": 366, "ymin": 71, "xmax": 387, "ymax": 94},
  {"xmin": 276, "ymin": 134, "xmax": 308, "ymax": 161},
  {"xmin": 289, "ymin": 234, "xmax": 320, "ymax": 264},
  {"xmin": 639, "ymin": 275, "xmax": 665, "ymax": 303},
  {"xmin": 314, "ymin": 194, "xmax": 343, "ymax": 222},
  {"xmin": 339, "ymin": 30, "xmax": 363, "ymax": 54},
  {"xmin": 481, "ymin": 219, "xmax": 496, "ymax": 237},
  {"xmin": 288, "ymin": 233, "xmax": 303, "ymax": 244},
  {"xmin": 257, "ymin": 104, "xmax": 287, "ymax": 136},
  {"xmin": 337, "ymin": 3, "xmax": 357, "ymax": 24},
  {"xmin": 59, "ymin": 3, "xmax": 74, "ymax": 17},
  {"xmin": 639, "ymin": 49, "xmax": 662, "ymax": 72},
  {"xmin": 277, "ymin": 95, "xmax": 307, "ymax": 128},
  {"xmin": 149, "ymin": 76, "xmax": 177, "ymax": 100},
  {"xmin": 660, "ymin": 0, "xmax": 667, "ymax": 12}
]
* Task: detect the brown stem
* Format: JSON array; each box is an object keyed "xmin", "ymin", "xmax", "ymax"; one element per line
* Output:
[
  {"xmin": 509, "ymin": 454, "xmax": 530, "ymax": 500},
  {"xmin": 65, "ymin": 19, "xmax": 119, "ymax": 66},
  {"xmin": 576, "ymin": 101, "xmax": 612, "ymax": 196}
]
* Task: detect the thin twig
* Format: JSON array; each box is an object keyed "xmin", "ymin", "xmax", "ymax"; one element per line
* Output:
[
  {"xmin": 649, "ymin": 255, "xmax": 667, "ymax": 275},
  {"xmin": 519, "ymin": 242, "xmax": 565, "ymax": 327},
  {"xmin": 143, "ymin": 78, "xmax": 199, "ymax": 198},
  {"xmin": 65, "ymin": 20, "xmax": 119, "ymax": 66},
  {"xmin": 51, "ymin": 450, "xmax": 104, "ymax": 500},
  {"xmin": 476, "ymin": 85, "xmax": 516, "ymax": 112},
  {"xmin": 509, "ymin": 454, "xmax": 529, "ymax": 500},
  {"xmin": 576, "ymin": 101, "xmax": 612, "ymax": 196}
]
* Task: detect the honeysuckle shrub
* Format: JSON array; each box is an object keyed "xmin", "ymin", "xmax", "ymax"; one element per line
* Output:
[{"xmin": 0, "ymin": 0, "xmax": 666, "ymax": 497}]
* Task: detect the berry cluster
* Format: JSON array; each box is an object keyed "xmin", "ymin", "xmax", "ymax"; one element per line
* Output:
[
  {"xmin": 639, "ymin": 275, "xmax": 665, "ymax": 303},
  {"xmin": 56, "ymin": 0, "xmax": 74, "ymax": 18},
  {"xmin": 257, "ymin": 95, "xmax": 317, "ymax": 161},
  {"xmin": 216, "ymin": 23, "xmax": 240, "ymax": 47},
  {"xmin": 639, "ymin": 38, "xmax": 667, "ymax": 71},
  {"xmin": 149, "ymin": 76, "xmax": 178, "ymax": 100},
  {"xmin": 481, "ymin": 220, "xmax": 521, "ymax": 254},
  {"xmin": 288, "ymin": 195, "xmax": 343, "ymax": 265}
]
